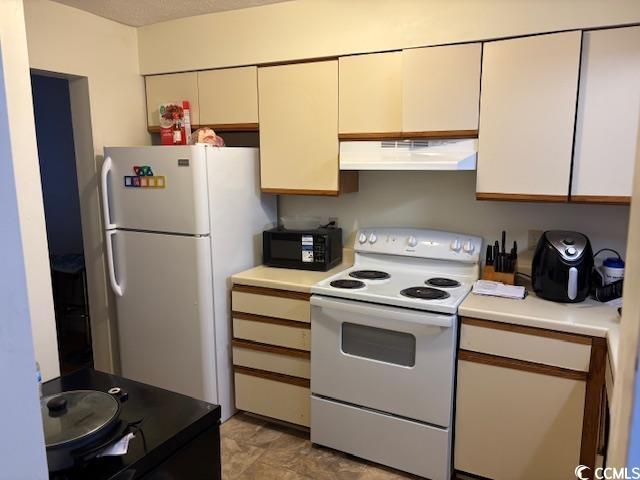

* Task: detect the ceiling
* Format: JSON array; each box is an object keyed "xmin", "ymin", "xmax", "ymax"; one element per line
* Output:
[{"xmin": 50, "ymin": 0, "xmax": 292, "ymax": 27}]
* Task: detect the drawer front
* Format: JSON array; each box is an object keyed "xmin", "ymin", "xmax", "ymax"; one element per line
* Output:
[
  {"xmin": 232, "ymin": 289, "xmax": 310, "ymax": 323},
  {"xmin": 460, "ymin": 318, "xmax": 591, "ymax": 371},
  {"xmin": 234, "ymin": 371, "xmax": 310, "ymax": 427},
  {"xmin": 233, "ymin": 317, "xmax": 310, "ymax": 351},
  {"xmin": 312, "ymin": 395, "xmax": 450, "ymax": 480},
  {"xmin": 232, "ymin": 342, "xmax": 310, "ymax": 379}
]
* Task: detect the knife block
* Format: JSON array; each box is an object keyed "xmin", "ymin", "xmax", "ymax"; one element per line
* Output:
[{"xmin": 482, "ymin": 265, "xmax": 516, "ymax": 285}]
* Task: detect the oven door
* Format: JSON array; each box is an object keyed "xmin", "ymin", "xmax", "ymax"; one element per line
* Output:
[{"xmin": 311, "ymin": 295, "xmax": 457, "ymax": 427}]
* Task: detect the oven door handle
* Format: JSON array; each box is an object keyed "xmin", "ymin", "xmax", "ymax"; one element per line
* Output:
[{"xmin": 310, "ymin": 295, "xmax": 453, "ymax": 328}]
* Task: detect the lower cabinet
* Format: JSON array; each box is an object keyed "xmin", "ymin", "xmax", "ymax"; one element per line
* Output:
[
  {"xmin": 234, "ymin": 369, "xmax": 310, "ymax": 427},
  {"xmin": 231, "ymin": 284, "xmax": 312, "ymax": 427},
  {"xmin": 455, "ymin": 317, "xmax": 607, "ymax": 480},
  {"xmin": 455, "ymin": 358, "xmax": 585, "ymax": 479}
]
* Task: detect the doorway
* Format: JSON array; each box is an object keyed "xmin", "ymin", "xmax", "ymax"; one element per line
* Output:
[{"xmin": 31, "ymin": 73, "xmax": 93, "ymax": 374}]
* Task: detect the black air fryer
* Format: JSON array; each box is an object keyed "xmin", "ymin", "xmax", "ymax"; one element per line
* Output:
[{"xmin": 531, "ymin": 231, "xmax": 593, "ymax": 303}]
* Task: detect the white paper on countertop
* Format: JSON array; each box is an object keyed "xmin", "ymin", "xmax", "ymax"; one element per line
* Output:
[
  {"xmin": 472, "ymin": 280, "xmax": 526, "ymax": 299},
  {"xmin": 96, "ymin": 433, "xmax": 135, "ymax": 457}
]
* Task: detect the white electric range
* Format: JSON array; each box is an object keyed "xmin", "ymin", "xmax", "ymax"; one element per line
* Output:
[{"xmin": 310, "ymin": 227, "xmax": 482, "ymax": 480}]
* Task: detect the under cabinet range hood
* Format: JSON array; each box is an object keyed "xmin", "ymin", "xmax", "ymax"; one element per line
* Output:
[{"xmin": 339, "ymin": 138, "xmax": 477, "ymax": 171}]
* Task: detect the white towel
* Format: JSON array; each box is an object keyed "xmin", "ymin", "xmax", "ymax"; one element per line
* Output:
[{"xmin": 472, "ymin": 280, "xmax": 526, "ymax": 299}]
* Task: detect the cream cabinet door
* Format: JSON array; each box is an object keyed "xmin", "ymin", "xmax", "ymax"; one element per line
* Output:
[
  {"xmin": 145, "ymin": 72, "xmax": 199, "ymax": 127},
  {"xmin": 455, "ymin": 360, "xmax": 585, "ymax": 480},
  {"xmin": 259, "ymin": 60, "xmax": 340, "ymax": 193},
  {"xmin": 476, "ymin": 32, "xmax": 581, "ymax": 200},
  {"xmin": 198, "ymin": 66, "xmax": 258, "ymax": 127},
  {"xmin": 571, "ymin": 27, "xmax": 640, "ymax": 204},
  {"xmin": 338, "ymin": 52, "xmax": 402, "ymax": 135},
  {"xmin": 402, "ymin": 43, "xmax": 481, "ymax": 133}
]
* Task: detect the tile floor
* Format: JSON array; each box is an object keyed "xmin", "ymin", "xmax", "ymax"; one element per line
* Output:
[{"xmin": 221, "ymin": 413, "xmax": 421, "ymax": 479}]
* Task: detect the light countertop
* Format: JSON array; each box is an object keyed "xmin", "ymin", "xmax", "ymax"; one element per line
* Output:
[
  {"xmin": 231, "ymin": 249, "xmax": 354, "ymax": 293},
  {"xmin": 459, "ymin": 282, "xmax": 621, "ymax": 376}
]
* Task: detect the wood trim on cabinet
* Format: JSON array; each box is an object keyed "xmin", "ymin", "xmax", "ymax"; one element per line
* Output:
[
  {"xmin": 232, "ymin": 338, "xmax": 311, "ymax": 359},
  {"xmin": 147, "ymin": 123, "xmax": 259, "ymax": 134},
  {"xmin": 232, "ymin": 284, "xmax": 311, "ymax": 301},
  {"xmin": 262, "ymin": 172, "xmax": 359, "ymax": 196},
  {"xmin": 476, "ymin": 192, "xmax": 569, "ymax": 203},
  {"xmin": 339, "ymin": 170, "xmax": 360, "ymax": 193},
  {"xmin": 232, "ymin": 311, "xmax": 311, "ymax": 329},
  {"xmin": 458, "ymin": 349, "xmax": 588, "ymax": 381},
  {"xmin": 570, "ymin": 195, "xmax": 631, "ymax": 205},
  {"xmin": 204, "ymin": 122, "xmax": 259, "ymax": 132},
  {"xmin": 580, "ymin": 337, "xmax": 607, "ymax": 473},
  {"xmin": 234, "ymin": 365, "xmax": 310, "ymax": 388},
  {"xmin": 338, "ymin": 130, "xmax": 478, "ymax": 141},
  {"xmin": 461, "ymin": 317, "xmax": 593, "ymax": 345},
  {"xmin": 261, "ymin": 187, "xmax": 340, "ymax": 196}
]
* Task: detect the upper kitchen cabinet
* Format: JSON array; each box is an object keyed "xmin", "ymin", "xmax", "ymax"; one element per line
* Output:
[
  {"xmin": 571, "ymin": 26, "xmax": 640, "ymax": 205},
  {"xmin": 402, "ymin": 43, "xmax": 481, "ymax": 135},
  {"xmin": 338, "ymin": 52, "xmax": 402, "ymax": 138},
  {"xmin": 259, "ymin": 60, "xmax": 358, "ymax": 195},
  {"xmin": 198, "ymin": 66, "xmax": 259, "ymax": 131},
  {"xmin": 476, "ymin": 31, "xmax": 582, "ymax": 201},
  {"xmin": 145, "ymin": 72, "xmax": 200, "ymax": 129}
]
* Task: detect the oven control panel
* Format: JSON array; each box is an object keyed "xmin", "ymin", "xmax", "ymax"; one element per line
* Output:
[{"xmin": 355, "ymin": 227, "xmax": 482, "ymax": 263}]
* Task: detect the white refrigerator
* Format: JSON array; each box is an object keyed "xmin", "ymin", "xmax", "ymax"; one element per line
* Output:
[{"xmin": 101, "ymin": 145, "xmax": 276, "ymax": 421}]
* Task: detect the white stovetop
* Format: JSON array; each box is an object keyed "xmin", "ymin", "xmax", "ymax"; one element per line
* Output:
[{"xmin": 312, "ymin": 253, "xmax": 478, "ymax": 314}]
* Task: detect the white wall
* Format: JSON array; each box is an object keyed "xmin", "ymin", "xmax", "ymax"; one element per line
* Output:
[
  {"xmin": 0, "ymin": 1, "xmax": 50, "ymax": 477},
  {"xmin": 1, "ymin": 0, "xmax": 59, "ymax": 382},
  {"xmin": 280, "ymin": 171, "xmax": 630, "ymax": 258},
  {"xmin": 138, "ymin": 0, "xmax": 640, "ymax": 74},
  {"xmin": 24, "ymin": 0, "xmax": 151, "ymax": 373}
]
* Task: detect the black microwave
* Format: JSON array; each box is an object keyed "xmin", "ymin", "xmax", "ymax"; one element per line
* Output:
[{"xmin": 263, "ymin": 227, "xmax": 342, "ymax": 271}]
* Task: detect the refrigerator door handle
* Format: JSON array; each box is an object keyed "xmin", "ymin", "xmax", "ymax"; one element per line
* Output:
[
  {"xmin": 101, "ymin": 156, "xmax": 116, "ymax": 230},
  {"xmin": 105, "ymin": 229, "xmax": 123, "ymax": 297}
]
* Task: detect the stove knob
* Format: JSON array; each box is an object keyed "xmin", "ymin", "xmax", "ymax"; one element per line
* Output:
[
  {"xmin": 463, "ymin": 241, "xmax": 475, "ymax": 254},
  {"xmin": 565, "ymin": 247, "xmax": 577, "ymax": 256},
  {"xmin": 450, "ymin": 239, "xmax": 462, "ymax": 252},
  {"xmin": 358, "ymin": 233, "xmax": 367, "ymax": 244},
  {"xmin": 407, "ymin": 236, "xmax": 418, "ymax": 247},
  {"xmin": 369, "ymin": 233, "xmax": 378, "ymax": 244}
]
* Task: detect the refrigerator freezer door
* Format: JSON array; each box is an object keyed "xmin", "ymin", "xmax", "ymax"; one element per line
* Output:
[
  {"xmin": 103, "ymin": 146, "xmax": 210, "ymax": 235},
  {"xmin": 112, "ymin": 229, "xmax": 216, "ymax": 403}
]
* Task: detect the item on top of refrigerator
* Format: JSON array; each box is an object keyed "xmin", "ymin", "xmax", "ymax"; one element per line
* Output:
[
  {"xmin": 190, "ymin": 127, "xmax": 225, "ymax": 146},
  {"xmin": 159, "ymin": 102, "xmax": 185, "ymax": 146},
  {"xmin": 172, "ymin": 113, "xmax": 182, "ymax": 145},
  {"xmin": 182, "ymin": 101, "xmax": 192, "ymax": 145}
]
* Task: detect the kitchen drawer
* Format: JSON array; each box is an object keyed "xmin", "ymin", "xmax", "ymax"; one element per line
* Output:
[
  {"xmin": 311, "ymin": 395, "xmax": 450, "ymax": 480},
  {"xmin": 460, "ymin": 318, "xmax": 591, "ymax": 371},
  {"xmin": 232, "ymin": 285, "xmax": 310, "ymax": 323},
  {"xmin": 233, "ymin": 314, "xmax": 310, "ymax": 351},
  {"xmin": 234, "ymin": 369, "xmax": 310, "ymax": 427},
  {"xmin": 232, "ymin": 339, "xmax": 310, "ymax": 379}
]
